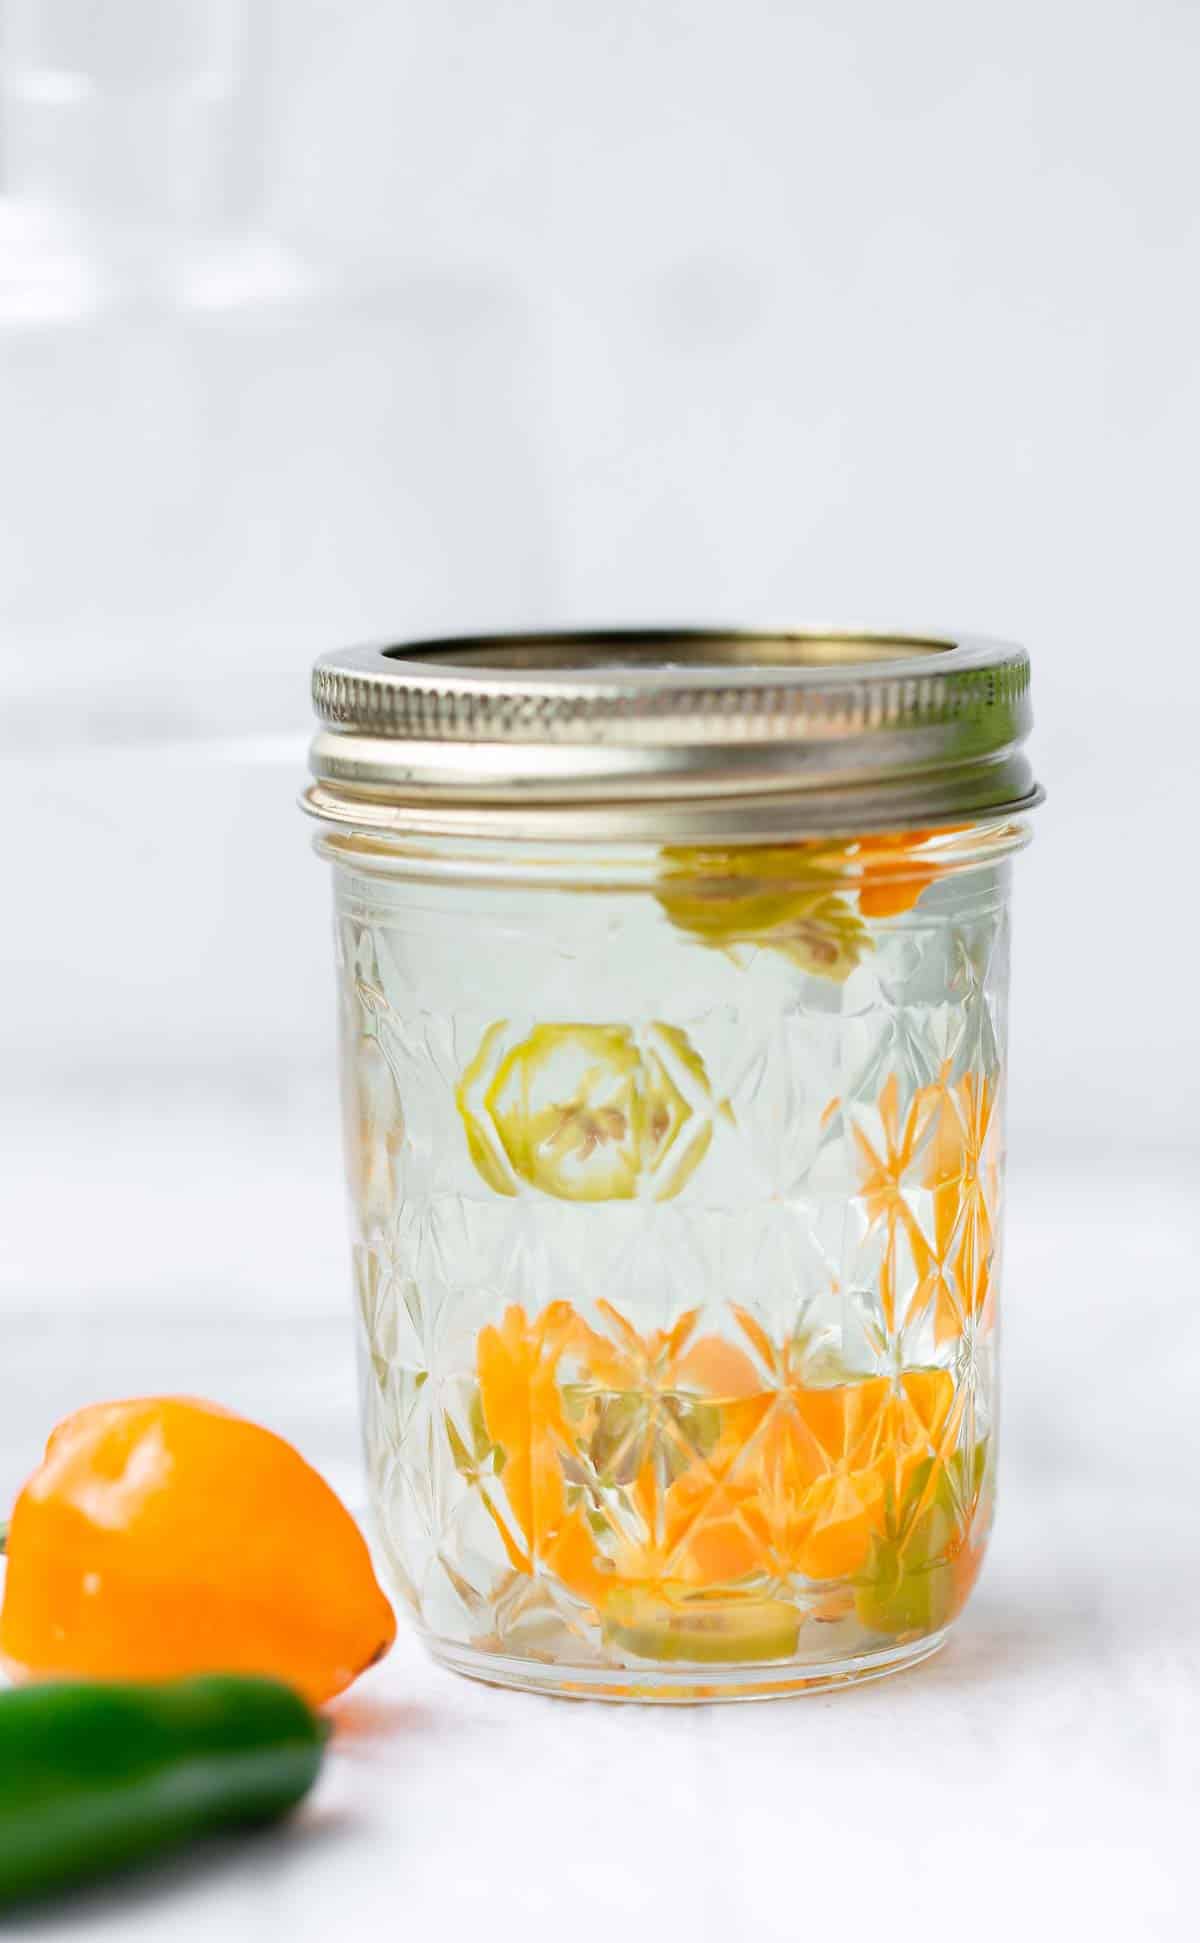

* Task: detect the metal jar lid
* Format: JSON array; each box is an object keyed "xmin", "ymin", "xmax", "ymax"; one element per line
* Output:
[{"xmin": 303, "ymin": 629, "xmax": 1042, "ymax": 843}]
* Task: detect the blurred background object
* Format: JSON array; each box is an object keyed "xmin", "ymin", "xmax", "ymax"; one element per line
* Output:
[{"xmin": 2, "ymin": 2, "xmax": 1197, "ymax": 1471}]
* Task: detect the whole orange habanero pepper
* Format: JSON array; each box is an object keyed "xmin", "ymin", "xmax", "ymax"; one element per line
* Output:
[{"xmin": 0, "ymin": 1398, "xmax": 395, "ymax": 1706}]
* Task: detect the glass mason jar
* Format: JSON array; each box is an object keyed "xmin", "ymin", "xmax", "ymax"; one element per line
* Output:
[{"xmin": 303, "ymin": 631, "xmax": 1041, "ymax": 1701}]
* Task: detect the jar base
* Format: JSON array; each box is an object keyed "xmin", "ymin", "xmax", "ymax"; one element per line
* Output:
[{"xmin": 426, "ymin": 1629, "xmax": 948, "ymax": 1704}]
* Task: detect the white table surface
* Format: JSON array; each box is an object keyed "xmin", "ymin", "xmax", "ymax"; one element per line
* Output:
[{"xmin": 4, "ymin": 1136, "xmax": 1195, "ymax": 1942}]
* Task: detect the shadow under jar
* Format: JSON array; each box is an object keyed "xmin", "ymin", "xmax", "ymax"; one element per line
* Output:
[{"xmin": 302, "ymin": 630, "xmax": 1042, "ymax": 1701}]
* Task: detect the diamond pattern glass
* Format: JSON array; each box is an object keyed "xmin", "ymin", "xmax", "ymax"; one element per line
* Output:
[{"xmin": 331, "ymin": 840, "xmax": 1012, "ymax": 1698}]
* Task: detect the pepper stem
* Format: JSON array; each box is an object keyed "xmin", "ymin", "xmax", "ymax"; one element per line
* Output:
[{"xmin": 0, "ymin": 1522, "xmax": 7, "ymax": 1555}]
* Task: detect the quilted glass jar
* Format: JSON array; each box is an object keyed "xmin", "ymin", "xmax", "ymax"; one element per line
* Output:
[{"xmin": 303, "ymin": 631, "xmax": 1041, "ymax": 1700}]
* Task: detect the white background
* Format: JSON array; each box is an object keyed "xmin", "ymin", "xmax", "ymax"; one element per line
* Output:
[{"xmin": 1, "ymin": 5, "xmax": 1196, "ymax": 1937}]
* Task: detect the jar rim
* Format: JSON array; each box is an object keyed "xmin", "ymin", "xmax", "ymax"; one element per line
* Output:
[{"xmin": 305, "ymin": 627, "xmax": 1043, "ymax": 842}]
